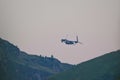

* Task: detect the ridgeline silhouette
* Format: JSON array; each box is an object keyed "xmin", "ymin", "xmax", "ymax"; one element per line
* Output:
[
  {"xmin": 0, "ymin": 38, "xmax": 73, "ymax": 80},
  {"xmin": 0, "ymin": 38, "xmax": 120, "ymax": 80},
  {"xmin": 49, "ymin": 50, "xmax": 120, "ymax": 80}
]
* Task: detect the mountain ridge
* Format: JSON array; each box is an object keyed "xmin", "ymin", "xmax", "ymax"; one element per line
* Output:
[
  {"xmin": 48, "ymin": 50, "xmax": 120, "ymax": 80},
  {"xmin": 0, "ymin": 38, "xmax": 120, "ymax": 80},
  {"xmin": 0, "ymin": 38, "xmax": 73, "ymax": 80}
]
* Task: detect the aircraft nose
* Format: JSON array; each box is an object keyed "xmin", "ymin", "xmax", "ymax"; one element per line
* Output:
[
  {"xmin": 61, "ymin": 39, "xmax": 65, "ymax": 42},
  {"xmin": 61, "ymin": 39, "xmax": 64, "ymax": 42}
]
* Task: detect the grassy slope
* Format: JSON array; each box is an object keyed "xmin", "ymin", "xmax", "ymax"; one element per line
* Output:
[
  {"xmin": 49, "ymin": 50, "xmax": 120, "ymax": 80},
  {"xmin": 0, "ymin": 38, "xmax": 73, "ymax": 80}
]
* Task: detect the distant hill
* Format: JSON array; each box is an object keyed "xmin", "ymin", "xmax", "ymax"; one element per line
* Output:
[
  {"xmin": 0, "ymin": 38, "xmax": 73, "ymax": 80},
  {"xmin": 49, "ymin": 50, "xmax": 120, "ymax": 80}
]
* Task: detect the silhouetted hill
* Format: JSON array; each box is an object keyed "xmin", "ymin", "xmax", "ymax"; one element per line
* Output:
[
  {"xmin": 49, "ymin": 50, "xmax": 120, "ymax": 80},
  {"xmin": 0, "ymin": 38, "xmax": 73, "ymax": 80}
]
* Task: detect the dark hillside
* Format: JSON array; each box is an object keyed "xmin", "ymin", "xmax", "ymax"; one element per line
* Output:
[
  {"xmin": 49, "ymin": 50, "xmax": 120, "ymax": 80},
  {"xmin": 0, "ymin": 38, "xmax": 73, "ymax": 80}
]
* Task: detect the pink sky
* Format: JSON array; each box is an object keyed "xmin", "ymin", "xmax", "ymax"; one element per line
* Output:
[{"xmin": 0, "ymin": 0, "xmax": 120, "ymax": 64}]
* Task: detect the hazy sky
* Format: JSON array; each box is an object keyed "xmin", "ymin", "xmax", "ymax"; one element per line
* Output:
[{"xmin": 0, "ymin": 0, "xmax": 120, "ymax": 64}]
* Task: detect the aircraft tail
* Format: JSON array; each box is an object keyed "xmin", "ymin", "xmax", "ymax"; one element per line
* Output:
[
  {"xmin": 76, "ymin": 36, "xmax": 82, "ymax": 44},
  {"xmin": 76, "ymin": 36, "xmax": 78, "ymax": 42}
]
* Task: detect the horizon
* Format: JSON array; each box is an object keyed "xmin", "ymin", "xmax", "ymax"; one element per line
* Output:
[
  {"xmin": 1, "ymin": 37, "xmax": 119, "ymax": 65},
  {"xmin": 0, "ymin": 0, "xmax": 120, "ymax": 64}
]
